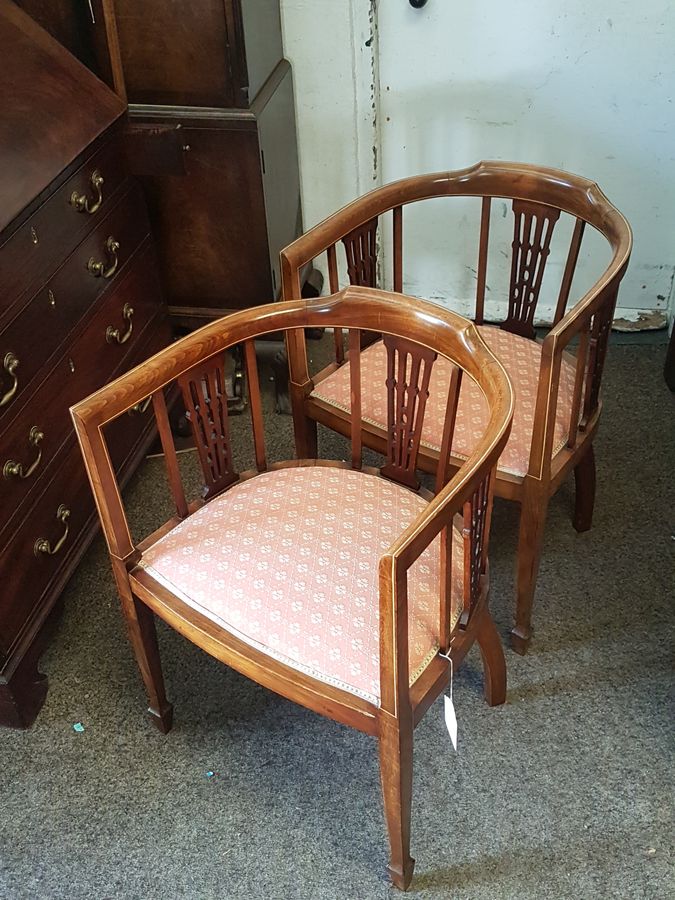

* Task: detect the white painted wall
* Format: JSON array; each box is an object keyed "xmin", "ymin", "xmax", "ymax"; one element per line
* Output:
[{"xmin": 281, "ymin": 0, "xmax": 675, "ymax": 324}]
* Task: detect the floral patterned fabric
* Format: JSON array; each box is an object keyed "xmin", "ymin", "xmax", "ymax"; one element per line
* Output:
[
  {"xmin": 312, "ymin": 325, "xmax": 577, "ymax": 478},
  {"xmin": 138, "ymin": 466, "xmax": 464, "ymax": 705}
]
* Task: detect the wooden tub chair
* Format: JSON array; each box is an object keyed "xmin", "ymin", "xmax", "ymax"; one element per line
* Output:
[
  {"xmin": 280, "ymin": 162, "xmax": 632, "ymax": 653},
  {"xmin": 71, "ymin": 288, "xmax": 513, "ymax": 891}
]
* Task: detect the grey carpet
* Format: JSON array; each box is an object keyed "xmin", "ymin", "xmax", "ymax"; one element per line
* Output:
[{"xmin": 0, "ymin": 342, "xmax": 673, "ymax": 900}]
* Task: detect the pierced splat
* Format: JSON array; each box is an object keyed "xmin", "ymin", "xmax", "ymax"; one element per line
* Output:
[
  {"xmin": 462, "ymin": 473, "xmax": 491, "ymax": 622},
  {"xmin": 178, "ymin": 355, "xmax": 238, "ymax": 498},
  {"xmin": 342, "ymin": 216, "xmax": 379, "ymax": 287},
  {"xmin": 380, "ymin": 335, "xmax": 437, "ymax": 490},
  {"xmin": 502, "ymin": 199, "xmax": 561, "ymax": 339},
  {"xmin": 342, "ymin": 216, "xmax": 380, "ymax": 349},
  {"xmin": 581, "ymin": 293, "xmax": 615, "ymax": 428}
]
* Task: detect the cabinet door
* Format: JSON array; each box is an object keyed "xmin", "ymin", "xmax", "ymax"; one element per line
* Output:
[
  {"xmin": 113, "ymin": 0, "xmax": 245, "ymax": 107},
  {"xmin": 130, "ymin": 111, "xmax": 272, "ymax": 320}
]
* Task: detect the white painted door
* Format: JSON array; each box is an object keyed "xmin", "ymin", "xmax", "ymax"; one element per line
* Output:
[{"xmin": 375, "ymin": 0, "xmax": 675, "ymax": 322}]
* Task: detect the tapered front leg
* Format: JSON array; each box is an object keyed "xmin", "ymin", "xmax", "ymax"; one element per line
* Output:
[
  {"xmin": 114, "ymin": 568, "xmax": 173, "ymax": 733},
  {"xmin": 475, "ymin": 602, "xmax": 507, "ymax": 706},
  {"xmin": 573, "ymin": 445, "xmax": 596, "ymax": 532},
  {"xmin": 511, "ymin": 479, "xmax": 549, "ymax": 655},
  {"xmin": 378, "ymin": 712, "xmax": 415, "ymax": 890},
  {"xmin": 125, "ymin": 595, "xmax": 174, "ymax": 733}
]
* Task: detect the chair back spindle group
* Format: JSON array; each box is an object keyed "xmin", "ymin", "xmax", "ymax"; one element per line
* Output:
[
  {"xmin": 279, "ymin": 161, "xmax": 632, "ymax": 652},
  {"xmin": 71, "ymin": 289, "xmax": 513, "ymax": 891}
]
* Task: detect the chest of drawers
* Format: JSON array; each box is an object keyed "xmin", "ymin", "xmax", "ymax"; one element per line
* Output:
[{"xmin": 0, "ymin": 2, "xmax": 171, "ymax": 727}]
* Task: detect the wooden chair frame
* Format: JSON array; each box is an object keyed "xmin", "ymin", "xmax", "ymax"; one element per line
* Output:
[
  {"xmin": 280, "ymin": 161, "xmax": 632, "ymax": 653},
  {"xmin": 71, "ymin": 288, "xmax": 512, "ymax": 890}
]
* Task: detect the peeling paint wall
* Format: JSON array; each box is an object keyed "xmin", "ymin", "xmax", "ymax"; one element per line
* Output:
[
  {"xmin": 281, "ymin": 0, "xmax": 675, "ymax": 324},
  {"xmin": 279, "ymin": 1, "xmax": 374, "ymax": 233}
]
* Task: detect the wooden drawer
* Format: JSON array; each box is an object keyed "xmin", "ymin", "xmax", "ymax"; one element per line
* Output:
[
  {"xmin": 0, "ymin": 133, "xmax": 129, "ymax": 318},
  {"xmin": 0, "ymin": 186, "xmax": 151, "ymax": 424},
  {"xmin": 0, "ymin": 241, "xmax": 164, "ymax": 535},
  {"xmin": 0, "ymin": 443, "xmax": 95, "ymax": 658},
  {"xmin": 104, "ymin": 315, "xmax": 172, "ymax": 473},
  {"xmin": 0, "ymin": 311, "xmax": 170, "ymax": 659}
]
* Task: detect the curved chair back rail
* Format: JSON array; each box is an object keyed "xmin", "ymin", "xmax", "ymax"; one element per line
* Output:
[
  {"xmin": 71, "ymin": 288, "xmax": 513, "ymax": 712},
  {"xmin": 71, "ymin": 288, "xmax": 513, "ymax": 890},
  {"xmin": 280, "ymin": 160, "xmax": 632, "ymax": 473},
  {"xmin": 279, "ymin": 162, "xmax": 632, "ymax": 655}
]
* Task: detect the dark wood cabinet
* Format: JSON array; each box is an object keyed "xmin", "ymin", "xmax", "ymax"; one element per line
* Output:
[
  {"xmin": 17, "ymin": 0, "xmax": 304, "ymax": 327},
  {"xmin": 0, "ymin": 1, "xmax": 170, "ymax": 728}
]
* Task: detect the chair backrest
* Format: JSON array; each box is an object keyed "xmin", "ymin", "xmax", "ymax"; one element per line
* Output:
[
  {"xmin": 280, "ymin": 161, "xmax": 632, "ymax": 436},
  {"xmin": 71, "ymin": 288, "xmax": 512, "ymax": 635}
]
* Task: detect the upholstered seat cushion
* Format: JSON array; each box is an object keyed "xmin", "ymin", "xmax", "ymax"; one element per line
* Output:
[
  {"xmin": 311, "ymin": 325, "xmax": 577, "ymax": 478},
  {"xmin": 138, "ymin": 466, "xmax": 463, "ymax": 705}
]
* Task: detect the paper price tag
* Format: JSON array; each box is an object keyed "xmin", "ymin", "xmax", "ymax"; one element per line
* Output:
[{"xmin": 444, "ymin": 694, "xmax": 458, "ymax": 750}]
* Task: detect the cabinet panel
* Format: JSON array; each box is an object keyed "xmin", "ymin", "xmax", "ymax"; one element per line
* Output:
[
  {"xmin": 0, "ymin": 185, "xmax": 149, "ymax": 422},
  {"xmin": 11, "ymin": 0, "xmax": 98, "ymax": 73},
  {"xmin": 0, "ymin": 443, "xmax": 94, "ymax": 658},
  {"xmin": 134, "ymin": 115, "xmax": 272, "ymax": 317},
  {"xmin": 0, "ymin": 240, "xmax": 162, "ymax": 538},
  {"xmin": 113, "ymin": 0, "xmax": 239, "ymax": 107},
  {"xmin": 0, "ymin": 306, "xmax": 168, "ymax": 663},
  {"xmin": 0, "ymin": 2, "xmax": 124, "ymax": 232},
  {"xmin": 241, "ymin": 0, "xmax": 283, "ymax": 102},
  {"xmin": 0, "ymin": 0, "xmax": 170, "ymax": 729},
  {"xmin": 0, "ymin": 132, "xmax": 128, "ymax": 319}
]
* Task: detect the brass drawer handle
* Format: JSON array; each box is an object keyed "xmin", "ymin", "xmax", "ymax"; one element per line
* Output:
[
  {"xmin": 3, "ymin": 426, "xmax": 44, "ymax": 479},
  {"xmin": 70, "ymin": 169, "xmax": 104, "ymax": 214},
  {"xmin": 128, "ymin": 396, "xmax": 152, "ymax": 415},
  {"xmin": 106, "ymin": 303, "xmax": 134, "ymax": 345},
  {"xmin": 0, "ymin": 352, "xmax": 19, "ymax": 407},
  {"xmin": 34, "ymin": 504, "xmax": 70, "ymax": 557},
  {"xmin": 87, "ymin": 236, "xmax": 119, "ymax": 279}
]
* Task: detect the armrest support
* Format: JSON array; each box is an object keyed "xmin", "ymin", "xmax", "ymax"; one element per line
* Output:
[{"xmin": 528, "ymin": 280, "xmax": 621, "ymax": 477}]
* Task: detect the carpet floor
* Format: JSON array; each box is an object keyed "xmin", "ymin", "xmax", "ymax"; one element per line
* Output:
[{"xmin": 0, "ymin": 341, "xmax": 673, "ymax": 900}]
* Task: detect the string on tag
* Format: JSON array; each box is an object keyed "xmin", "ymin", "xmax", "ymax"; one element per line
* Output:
[
  {"xmin": 439, "ymin": 642, "xmax": 458, "ymax": 750},
  {"xmin": 438, "ymin": 647, "xmax": 453, "ymax": 700}
]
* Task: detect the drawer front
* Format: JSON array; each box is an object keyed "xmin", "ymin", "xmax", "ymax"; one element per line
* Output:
[
  {"xmin": 0, "ymin": 242, "xmax": 164, "ymax": 535},
  {"xmin": 0, "ymin": 133, "xmax": 129, "ymax": 317},
  {"xmin": 104, "ymin": 315, "xmax": 172, "ymax": 473},
  {"xmin": 0, "ymin": 443, "xmax": 95, "ymax": 658},
  {"xmin": 0, "ymin": 186, "xmax": 150, "ymax": 423},
  {"xmin": 0, "ymin": 312, "xmax": 171, "ymax": 659}
]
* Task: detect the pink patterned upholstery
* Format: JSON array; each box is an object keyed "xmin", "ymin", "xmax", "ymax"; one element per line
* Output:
[
  {"xmin": 138, "ymin": 466, "xmax": 464, "ymax": 705},
  {"xmin": 312, "ymin": 325, "xmax": 577, "ymax": 478}
]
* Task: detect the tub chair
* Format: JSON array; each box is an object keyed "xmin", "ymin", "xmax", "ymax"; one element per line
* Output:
[
  {"xmin": 280, "ymin": 162, "xmax": 632, "ymax": 653},
  {"xmin": 71, "ymin": 287, "xmax": 513, "ymax": 890}
]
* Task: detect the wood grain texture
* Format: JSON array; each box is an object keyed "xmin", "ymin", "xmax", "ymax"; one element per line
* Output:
[
  {"xmin": 502, "ymin": 199, "xmax": 561, "ymax": 339},
  {"xmin": 380, "ymin": 335, "xmax": 437, "ymax": 490},
  {"xmin": 0, "ymin": 5, "xmax": 169, "ymax": 727},
  {"xmin": 113, "ymin": 0, "xmax": 237, "ymax": 107},
  {"xmin": 0, "ymin": 0, "xmax": 124, "ymax": 233},
  {"xmin": 178, "ymin": 355, "xmax": 238, "ymax": 498},
  {"xmin": 128, "ymin": 112, "xmax": 271, "ymax": 315},
  {"xmin": 71, "ymin": 287, "xmax": 513, "ymax": 889},
  {"xmin": 279, "ymin": 161, "xmax": 632, "ymax": 654}
]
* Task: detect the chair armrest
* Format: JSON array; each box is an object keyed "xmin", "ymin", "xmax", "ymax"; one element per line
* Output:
[
  {"xmin": 527, "ymin": 279, "xmax": 622, "ymax": 478},
  {"xmin": 376, "ymin": 436, "xmax": 508, "ymax": 715}
]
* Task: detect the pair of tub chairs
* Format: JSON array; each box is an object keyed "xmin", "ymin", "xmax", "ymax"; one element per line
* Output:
[{"xmin": 73, "ymin": 162, "xmax": 631, "ymax": 890}]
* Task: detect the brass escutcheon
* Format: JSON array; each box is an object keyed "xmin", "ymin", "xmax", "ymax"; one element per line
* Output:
[
  {"xmin": 106, "ymin": 303, "xmax": 134, "ymax": 345},
  {"xmin": 87, "ymin": 236, "xmax": 119, "ymax": 279},
  {"xmin": 34, "ymin": 504, "xmax": 70, "ymax": 557},
  {"xmin": 128, "ymin": 396, "xmax": 152, "ymax": 415},
  {"xmin": 3, "ymin": 426, "xmax": 44, "ymax": 480},
  {"xmin": 0, "ymin": 352, "xmax": 19, "ymax": 406},
  {"xmin": 70, "ymin": 169, "xmax": 104, "ymax": 214}
]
